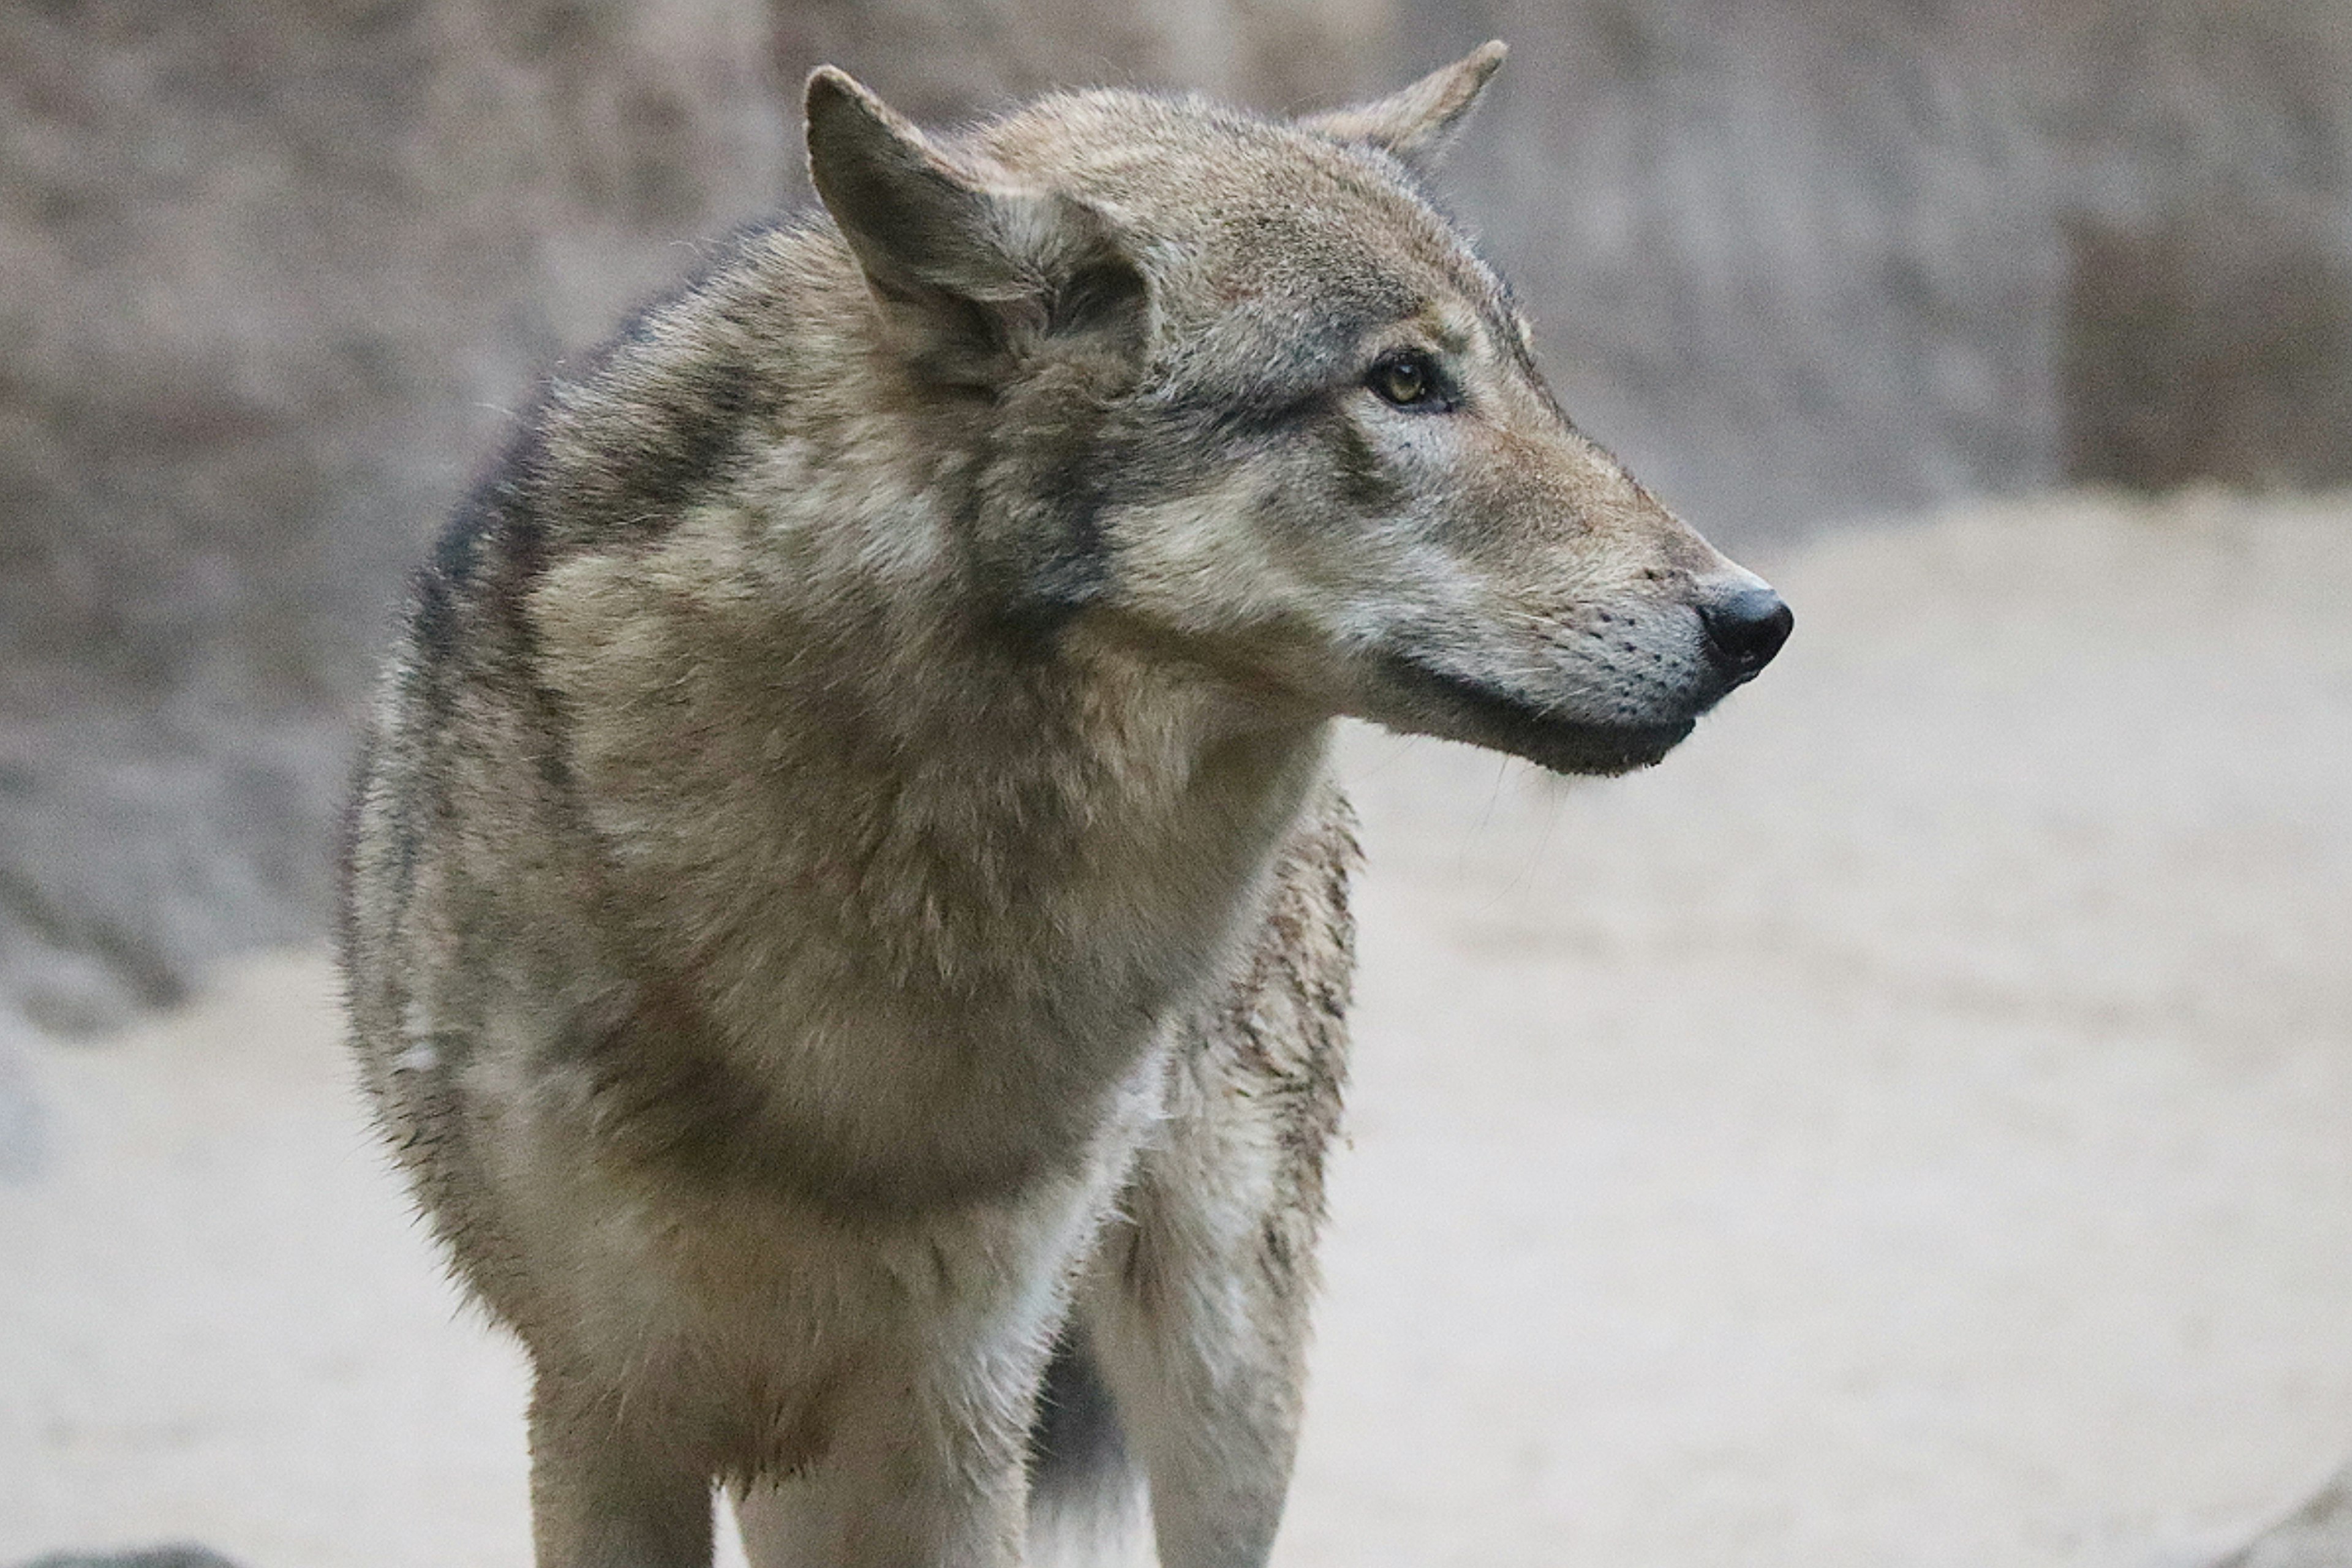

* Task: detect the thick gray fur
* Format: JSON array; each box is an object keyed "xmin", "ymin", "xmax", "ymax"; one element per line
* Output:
[{"xmin": 341, "ymin": 43, "xmax": 1785, "ymax": 1567}]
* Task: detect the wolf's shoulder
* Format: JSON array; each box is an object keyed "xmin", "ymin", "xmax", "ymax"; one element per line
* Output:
[{"xmin": 395, "ymin": 218, "xmax": 865, "ymax": 668}]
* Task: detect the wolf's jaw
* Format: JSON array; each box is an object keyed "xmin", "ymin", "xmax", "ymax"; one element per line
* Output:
[{"xmin": 1365, "ymin": 652, "xmax": 1698, "ymax": 776}]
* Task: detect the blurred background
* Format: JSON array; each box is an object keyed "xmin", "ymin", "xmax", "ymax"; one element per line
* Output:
[
  {"xmin": 5, "ymin": 0, "xmax": 2350, "ymax": 1063},
  {"xmin": 4, "ymin": 2, "xmax": 2350, "ymax": 1565}
]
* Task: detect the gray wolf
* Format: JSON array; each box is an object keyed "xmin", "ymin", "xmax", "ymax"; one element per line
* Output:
[{"xmin": 339, "ymin": 43, "xmax": 1790, "ymax": 1568}]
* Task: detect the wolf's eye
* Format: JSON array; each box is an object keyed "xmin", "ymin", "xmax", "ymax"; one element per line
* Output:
[{"xmin": 1368, "ymin": 350, "xmax": 1446, "ymax": 410}]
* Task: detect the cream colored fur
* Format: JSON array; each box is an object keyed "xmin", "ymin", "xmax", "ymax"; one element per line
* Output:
[{"xmin": 339, "ymin": 44, "xmax": 1786, "ymax": 1568}]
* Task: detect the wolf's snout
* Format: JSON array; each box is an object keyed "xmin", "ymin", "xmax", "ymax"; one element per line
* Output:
[{"xmin": 1697, "ymin": 583, "xmax": 1794, "ymax": 682}]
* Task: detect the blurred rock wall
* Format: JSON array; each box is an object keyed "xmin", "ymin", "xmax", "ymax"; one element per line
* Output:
[
  {"xmin": 1412, "ymin": 0, "xmax": 2352, "ymax": 538},
  {"xmin": 1, "ymin": 0, "xmax": 2346, "ymax": 1031},
  {"xmin": 1, "ymin": 0, "xmax": 792, "ymax": 1033}
]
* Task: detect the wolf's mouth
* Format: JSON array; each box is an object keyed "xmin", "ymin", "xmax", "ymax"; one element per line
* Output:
[{"xmin": 1370, "ymin": 655, "xmax": 1697, "ymax": 776}]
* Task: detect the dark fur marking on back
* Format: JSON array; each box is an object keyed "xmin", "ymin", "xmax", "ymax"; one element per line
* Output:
[
  {"xmin": 1006, "ymin": 456, "xmax": 1115, "ymax": 638},
  {"xmin": 603, "ymin": 356, "xmax": 756, "ymax": 532}
]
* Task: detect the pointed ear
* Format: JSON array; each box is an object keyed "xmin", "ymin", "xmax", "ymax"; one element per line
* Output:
[
  {"xmin": 805, "ymin": 68, "xmax": 1008, "ymax": 314},
  {"xmin": 805, "ymin": 67, "xmax": 1146, "ymax": 385},
  {"xmin": 1299, "ymin": 41, "xmax": 1507, "ymax": 172}
]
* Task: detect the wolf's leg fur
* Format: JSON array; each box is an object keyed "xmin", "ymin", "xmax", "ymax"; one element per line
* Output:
[
  {"xmin": 528, "ymin": 1376, "xmax": 714, "ymax": 1568},
  {"xmin": 728, "ymin": 1368, "xmax": 1038, "ymax": 1568},
  {"xmin": 1076, "ymin": 1054, "xmax": 1329, "ymax": 1568},
  {"xmin": 1051, "ymin": 794, "xmax": 1352, "ymax": 1568},
  {"xmin": 726, "ymin": 1479, "xmax": 802, "ymax": 1568},
  {"xmin": 729, "ymin": 1452, "xmax": 1027, "ymax": 1567},
  {"xmin": 1068, "ymin": 798, "xmax": 1354, "ymax": 1568},
  {"xmin": 1080, "ymin": 1182, "xmax": 1315, "ymax": 1568}
]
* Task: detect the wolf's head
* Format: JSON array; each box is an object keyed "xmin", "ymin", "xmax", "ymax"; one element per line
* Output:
[{"xmin": 806, "ymin": 47, "xmax": 1790, "ymax": 776}]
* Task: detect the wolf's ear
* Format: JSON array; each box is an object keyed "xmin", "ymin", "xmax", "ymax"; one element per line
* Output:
[
  {"xmin": 1299, "ymin": 41, "xmax": 1506, "ymax": 172},
  {"xmin": 805, "ymin": 67, "xmax": 1147, "ymax": 385}
]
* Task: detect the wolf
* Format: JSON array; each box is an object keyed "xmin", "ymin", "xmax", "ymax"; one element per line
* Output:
[{"xmin": 339, "ymin": 42, "xmax": 1790, "ymax": 1568}]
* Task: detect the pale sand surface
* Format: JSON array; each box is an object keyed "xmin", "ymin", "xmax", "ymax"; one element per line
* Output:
[{"xmin": 6, "ymin": 489, "xmax": 2351, "ymax": 1567}]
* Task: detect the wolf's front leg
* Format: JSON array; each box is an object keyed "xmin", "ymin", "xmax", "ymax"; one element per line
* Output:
[
  {"xmin": 529, "ymin": 1374, "xmax": 715, "ymax": 1568},
  {"xmin": 1079, "ymin": 800, "xmax": 1355, "ymax": 1568},
  {"xmin": 1079, "ymin": 1177, "xmax": 1318, "ymax": 1568},
  {"xmin": 734, "ymin": 1458, "xmax": 1028, "ymax": 1568},
  {"xmin": 730, "ymin": 1381, "xmax": 1035, "ymax": 1568},
  {"xmin": 1077, "ymin": 1052, "xmax": 1335, "ymax": 1568}
]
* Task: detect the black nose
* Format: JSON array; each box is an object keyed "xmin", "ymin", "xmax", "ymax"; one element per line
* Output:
[{"xmin": 1699, "ymin": 584, "xmax": 1793, "ymax": 681}]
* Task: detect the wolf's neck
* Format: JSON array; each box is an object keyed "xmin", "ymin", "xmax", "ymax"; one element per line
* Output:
[
  {"xmin": 528, "ymin": 499, "xmax": 1329, "ymax": 1051},
  {"xmin": 807, "ymin": 615, "xmax": 1333, "ymax": 1005}
]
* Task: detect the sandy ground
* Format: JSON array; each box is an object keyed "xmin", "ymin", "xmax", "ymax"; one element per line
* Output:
[{"xmin": 5, "ymin": 489, "xmax": 2350, "ymax": 1567}]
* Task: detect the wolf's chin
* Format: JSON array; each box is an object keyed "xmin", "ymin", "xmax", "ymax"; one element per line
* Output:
[{"xmin": 1365, "ymin": 654, "xmax": 1698, "ymax": 776}]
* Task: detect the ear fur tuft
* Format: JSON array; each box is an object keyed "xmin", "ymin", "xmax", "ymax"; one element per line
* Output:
[
  {"xmin": 805, "ymin": 68, "xmax": 1005, "ymax": 306},
  {"xmin": 1300, "ymin": 41, "xmax": 1507, "ymax": 172},
  {"xmin": 804, "ymin": 66, "xmax": 1147, "ymax": 386}
]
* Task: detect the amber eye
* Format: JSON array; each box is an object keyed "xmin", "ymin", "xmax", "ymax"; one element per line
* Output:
[{"xmin": 1368, "ymin": 349, "xmax": 1444, "ymax": 409}]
